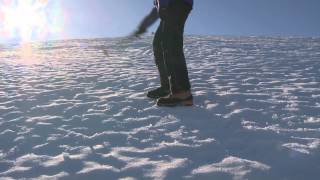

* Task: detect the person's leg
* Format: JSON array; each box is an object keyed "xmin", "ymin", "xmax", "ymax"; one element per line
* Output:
[
  {"xmin": 161, "ymin": 1, "xmax": 192, "ymax": 94},
  {"xmin": 157, "ymin": 2, "xmax": 193, "ymax": 106},
  {"xmin": 153, "ymin": 21, "xmax": 170, "ymax": 90},
  {"xmin": 147, "ymin": 22, "xmax": 170, "ymax": 99}
]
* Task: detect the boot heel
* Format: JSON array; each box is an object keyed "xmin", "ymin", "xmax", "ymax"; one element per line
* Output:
[
  {"xmin": 182, "ymin": 99, "xmax": 193, "ymax": 106},
  {"xmin": 182, "ymin": 95, "xmax": 193, "ymax": 106},
  {"xmin": 157, "ymin": 94, "xmax": 193, "ymax": 107}
]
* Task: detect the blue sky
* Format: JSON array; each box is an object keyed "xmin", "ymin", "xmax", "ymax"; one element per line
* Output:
[
  {"xmin": 59, "ymin": 0, "xmax": 320, "ymax": 39},
  {"xmin": 1, "ymin": 0, "xmax": 320, "ymax": 43}
]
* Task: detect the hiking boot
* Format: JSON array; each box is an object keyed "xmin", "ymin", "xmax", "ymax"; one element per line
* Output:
[
  {"xmin": 147, "ymin": 87, "xmax": 170, "ymax": 99},
  {"xmin": 157, "ymin": 91, "xmax": 193, "ymax": 107}
]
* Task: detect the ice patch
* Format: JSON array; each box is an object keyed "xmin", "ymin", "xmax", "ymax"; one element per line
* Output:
[
  {"xmin": 77, "ymin": 161, "xmax": 119, "ymax": 174},
  {"xmin": 36, "ymin": 172, "xmax": 69, "ymax": 179},
  {"xmin": 304, "ymin": 117, "xmax": 320, "ymax": 124},
  {"xmin": 282, "ymin": 138, "xmax": 320, "ymax": 155},
  {"xmin": 191, "ymin": 156, "xmax": 270, "ymax": 180}
]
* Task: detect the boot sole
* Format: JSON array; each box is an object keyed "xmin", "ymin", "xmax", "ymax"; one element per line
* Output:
[
  {"xmin": 157, "ymin": 99, "xmax": 193, "ymax": 107},
  {"xmin": 147, "ymin": 94, "xmax": 170, "ymax": 99}
]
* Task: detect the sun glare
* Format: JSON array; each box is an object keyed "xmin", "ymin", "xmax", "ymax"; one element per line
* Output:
[{"xmin": 0, "ymin": 0, "xmax": 64, "ymax": 43}]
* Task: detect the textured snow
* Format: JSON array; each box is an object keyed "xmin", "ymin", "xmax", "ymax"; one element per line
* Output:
[{"xmin": 0, "ymin": 36, "xmax": 320, "ymax": 180}]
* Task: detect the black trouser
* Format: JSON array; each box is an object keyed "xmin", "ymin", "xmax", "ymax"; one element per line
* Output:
[{"xmin": 153, "ymin": 1, "xmax": 192, "ymax": 93}]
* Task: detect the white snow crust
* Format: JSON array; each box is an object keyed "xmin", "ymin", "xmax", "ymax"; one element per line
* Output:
[{"xmin": 0, "ymin": 36, "xmax": 319, "ymax": 179}]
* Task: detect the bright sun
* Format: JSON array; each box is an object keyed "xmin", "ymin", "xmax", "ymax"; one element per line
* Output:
[{"xmin": 0, "ymin": 0, "xmax": 62, "ymax": 43}]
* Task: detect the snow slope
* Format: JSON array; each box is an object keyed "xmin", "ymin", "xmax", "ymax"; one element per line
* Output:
[{"xmin": 0, "ymin": 36, "xmax": 319, "ymax": 180}]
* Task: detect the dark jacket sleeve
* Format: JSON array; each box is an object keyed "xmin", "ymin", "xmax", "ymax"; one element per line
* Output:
[{"xmin": 133, "ymin": 7, "xmax": 159, "ymax": 37}]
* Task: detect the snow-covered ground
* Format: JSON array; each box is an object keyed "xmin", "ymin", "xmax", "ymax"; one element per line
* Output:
[{"xmin": 0, "ymin": 36, "xmax": 319, "ymax": 180}]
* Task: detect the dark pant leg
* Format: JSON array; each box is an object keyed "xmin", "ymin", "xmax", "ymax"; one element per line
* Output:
[
  {"xmin": 153, "ymin": 22, "xmax": 170, "ymax": 90},
  {"xmin": 162, "ymin": 2, "xmax": 192, "ymax": 93}
]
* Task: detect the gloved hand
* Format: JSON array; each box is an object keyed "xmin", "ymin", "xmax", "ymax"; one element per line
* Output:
[{"xmin": 132, "ymin": 27, "xmax": 146, "ymax": 37}]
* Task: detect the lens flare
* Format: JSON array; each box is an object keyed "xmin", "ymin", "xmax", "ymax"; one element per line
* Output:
[{"xmin": 0, "ymin": 0, "xmax": 65, "ymax": 43}]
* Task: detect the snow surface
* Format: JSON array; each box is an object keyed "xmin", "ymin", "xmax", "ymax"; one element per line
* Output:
[{"xmin": 0, "ymin": 36, "xmax": 320, "ymax": 180}]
